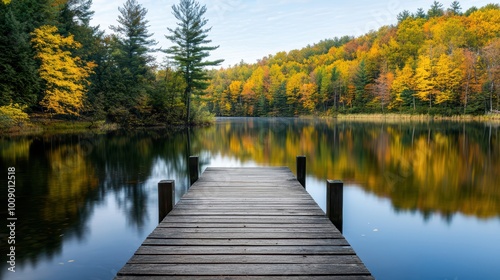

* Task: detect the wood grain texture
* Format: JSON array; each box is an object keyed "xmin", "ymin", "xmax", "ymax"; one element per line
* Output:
[{"xmin": 115, "ymin": 167, "xmax": 373, "ymax": 279}]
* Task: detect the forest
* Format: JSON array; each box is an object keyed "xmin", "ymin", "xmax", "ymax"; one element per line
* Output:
[
  {"xmin": 1, "ymin": 1, "xmax": 500, "ymax": 131},
  {"xmin": 206, "ymin": 2, "xmax": 500, "ymax": 117},
  {"xmin": 0, "ymin": 0, "xmax": 218, "ymax": 129}
]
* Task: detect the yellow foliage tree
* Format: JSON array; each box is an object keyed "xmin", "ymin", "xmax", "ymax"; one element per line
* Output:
[
  {"xmin": 300, "ymin": 83, "xmax": 317, "ymax": 113},
  {"xmin": 286, "ymin": 72, "xmax": 308, "ymax": 114},
  {"xmin": 31, "ymin": 25, "xmax": 95, "ymax": 116},
  {"xmin": 414, "ymin": 55, "xmax": 436, "ymax": 107},
  {"xmin": 434, "ymin": 53, "xmax": 463, "ymax": 105},
  {"xmin": 467, "ymin": 9, "xmax": 500, "ymax": 47},
  {"xmin": 241, "ymin": 79, "xmax": 256, "ymax": 115},
  {"xmin": 269, "ymin": 64, "xmax": 285, "ymax": 95},
  {"xmin": 430, "ymin": 16, "xmax": 468, "ymax": 53},
  {"xmin": 228, "ymin": 80, "xmax": 243, "ymax": 105},
  {"xmin": 0, "ymin": 103, "xmax": 29, "ymax": 128},
  {"xmin": 396, "ymin": 18, "xmax": 426, "ymax": 61},
  {"xmin": 390, "ymin": 63, "xmax": 416, "ymax": 110}
]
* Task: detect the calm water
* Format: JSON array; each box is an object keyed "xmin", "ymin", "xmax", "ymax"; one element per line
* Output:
[{"xmin": 1, "ymin": 117, "xmax": 499, "ymax": 280}]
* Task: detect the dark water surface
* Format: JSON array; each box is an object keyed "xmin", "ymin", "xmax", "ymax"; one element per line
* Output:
[{"xmin": 1, "ymin": 117, "xmax": 499, "ymax": 279}]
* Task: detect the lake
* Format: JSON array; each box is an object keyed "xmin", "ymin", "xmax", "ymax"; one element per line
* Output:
[{"xmin": 1, "ymin": 117, "xmax": 499, "ymax": 279}]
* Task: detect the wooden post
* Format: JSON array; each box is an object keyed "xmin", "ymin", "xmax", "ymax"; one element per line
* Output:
[
  {"xmin": 189, "ymin": 156, "xmax": 199, "ymax": 186},
  {"xmin": 158, "ymin": 180, "xmax": 175, "ymax": 223},
  {"xmin": 296, "ymin": 156, "xmax": 306, "ymax": 188},
  {"xmin": 326, "ymin": 180, "xmax": 343, "ymax": 233}
]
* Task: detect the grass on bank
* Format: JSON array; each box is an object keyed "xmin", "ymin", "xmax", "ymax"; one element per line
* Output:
[{"xmin": 331, "ymin": 113, "xmax": 500, "ymax": 122}]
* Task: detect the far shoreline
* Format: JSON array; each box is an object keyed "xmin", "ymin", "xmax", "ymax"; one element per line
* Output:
[
  {"xmin": 329, "ymin": 113, "xmax": 500, "ymax": 123},
  {"xmin": 217, "ymin": 113, "xmax": 500, "ymax": 123}
]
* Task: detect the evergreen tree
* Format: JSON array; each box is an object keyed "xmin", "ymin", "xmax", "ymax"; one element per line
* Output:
[
  {"xmin": 58, "ymin": 0, "xmax": 94, "ymax": 32},
  {"xmin": 414, "ymin": 8, "xmax": 427, "ymax": 19},
  {"xmin": 397, "ymin": 10, "xmax": 412, "ymax": 23},
  {"xmin": 464, "ymin": 6, "xmax": 478, "ymax": 16},
  {"xmin": 256, "ymin": 93, "xmax": 268, "ymax": 116},
  {"xmin": 58, "ymin": 0, "xmax": 98, "ymax": 60},
  {"xmin": 165, "ymin": 0, "xmax": 223, "ymax": 125},
  {"xmin": 352, "ymin": 60, "xmax": 372, "ymax": 109},
  {"xmin": 428, "ymin": 1, "xmax": 444, "ymax": 18},
  {"xmin": 448, "ymin": 1, "xmax": 462, "ymax": 15},
  {"xmin": 82, "ymin": 30, "xmax": 110, "ymax": 120},
  {"xmin": 110, "ymin": 0, "xmax": 156, "ymax": 108},
  {"xmin": 0, "ymin": 3, "xmax": 39, "ymax": 106},
  {"xmin": 272, "ymin": 83, "xmax": 287, "ymax": 116},
  {"xmin": 10, "ymin": 0, "xmax": 59, "ymax": 32},
  {"xmin": 57, "ymin": 0, "xmax": 107, "ymax": 120}
]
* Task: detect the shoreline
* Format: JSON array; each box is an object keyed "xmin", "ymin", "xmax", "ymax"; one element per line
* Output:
[
  {"xmin": 330, "ymin": 113, "xmax": 500, "ymax": 122},
  {"xmin": 2, "ymin": 113, "xmax": 500, "ymax": 136}
]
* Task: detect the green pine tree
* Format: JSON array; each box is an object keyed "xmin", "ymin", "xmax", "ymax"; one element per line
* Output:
[
  {"xmin": 352, "ymin": 60, "xmax": 372, "ymax": 110},
  {"xmin": 165, "ymin": 0, "xmax": 223, "ymax": 125},
  {"xmin": 110, "ymin": 0, "xmax": 157, "ymax": 108},
  {"xmin": 0, "ymin": 3, "xmax": 40, "ymax": 107},
  {"xmin": 428, "ymin": 1, "xmax": 444, "ymax": 18}
]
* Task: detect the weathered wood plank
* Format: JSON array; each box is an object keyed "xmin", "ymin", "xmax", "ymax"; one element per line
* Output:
[
  {"xmin": 150, "ymin": 227, "xmax": 343, "ymax": 234},
  {"xmin": 127, "ymin": 254, "xmax": 363, "ymax": 264},
  {"xmin": 168, "ymin": 209, "xmax": 326, "ymax": 215},
  {"xmin": 156, "ymin": 223, "xmax": 333, "ymax": 228},
  {"xmin": 160, "ymin": 216, "xmax": 330, "ymax": 224},
  {"xmin": 148, "ymin": 231, "xmax": 343, "ymax": 239},
  {"xmin": 118, "ymin": 263, "xmax": 371, "ymax": 276},
  {"xmin": 176, "ymin": 201, "xmax": 320, "ymax": 205},
  {"xmin": 171, "ymin": 206, "xmax": 324, "ymax": 212},
  {"xmin": 142, "ymin": 238, "xmax": 349, "ymax": 246},
  {"xmin": 135, "ymin": 245, "xmax": 355, "ymax": 255}
]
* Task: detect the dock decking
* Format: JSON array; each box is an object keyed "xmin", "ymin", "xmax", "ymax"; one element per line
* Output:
[{"xmin": 115, "ymin": 167, "xmax": 374, "ymax": 279}]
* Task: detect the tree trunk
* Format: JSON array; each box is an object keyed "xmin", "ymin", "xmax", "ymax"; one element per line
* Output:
[
  {"xmin": 185, "ymin": 86, "xmax": 191, "ymax": 125},
  {"xmin": 490, "ymin": 82, "xmax": 494, "ymax": 112},
  {"xmin": 464, "ymin": 72, "xmax": 470, "ymax": 114}
]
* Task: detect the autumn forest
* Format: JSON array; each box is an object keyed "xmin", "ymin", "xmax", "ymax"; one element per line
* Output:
[
  {"xmin": 1, "ymin": 1, "xmax": 500, "ymax": 130},
  {"xmin": 206, "ymin": 2, "xmax": 500, "ymax": 117}
]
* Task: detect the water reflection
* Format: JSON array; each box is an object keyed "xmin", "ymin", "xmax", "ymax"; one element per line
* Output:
[
  {"xmin": 198, "ymin": 118, "xmax": 500, "ymax": 220},
  {"xmin": 0, "ymin": 118, "xmax": 499, "ymax": 279},
  {"xmin": 0, "ymin": 129, "xmax": 194, "ymax": 276}
]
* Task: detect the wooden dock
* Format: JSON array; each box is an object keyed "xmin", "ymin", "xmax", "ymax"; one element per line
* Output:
[{"xmin": 115, "ymin": 167, "xmax": 374, "ymax": 279}]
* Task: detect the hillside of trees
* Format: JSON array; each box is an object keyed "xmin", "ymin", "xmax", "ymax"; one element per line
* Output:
[{"xmin": 205, "ymin": 2, "xmax": 500, "ymax": 117}]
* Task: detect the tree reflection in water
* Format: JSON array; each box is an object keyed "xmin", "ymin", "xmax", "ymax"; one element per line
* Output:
[{"xmin": 0, "ymin": 118, "xmax": 499, "ymax": 275}]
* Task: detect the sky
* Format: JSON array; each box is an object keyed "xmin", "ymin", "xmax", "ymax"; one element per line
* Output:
[{"xmin": 90, "ymin": 0, "xmax": 495, "ymax": 68}]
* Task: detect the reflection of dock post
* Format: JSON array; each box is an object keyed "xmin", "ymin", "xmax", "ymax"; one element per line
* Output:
[
  {"xmin": 327, "ymin": 180, "xmax": 343, "ymax": 233},
  {"xmin": 297, "ymin": 155, "xmax": 306, "ymax": 188},
  {"xmin": 158, "ymin": 180, "xmax": 175, "ymax": 223},
  {"xmin": 189, "ymin": 156, "xmax": 199, "ymax": 186}
]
